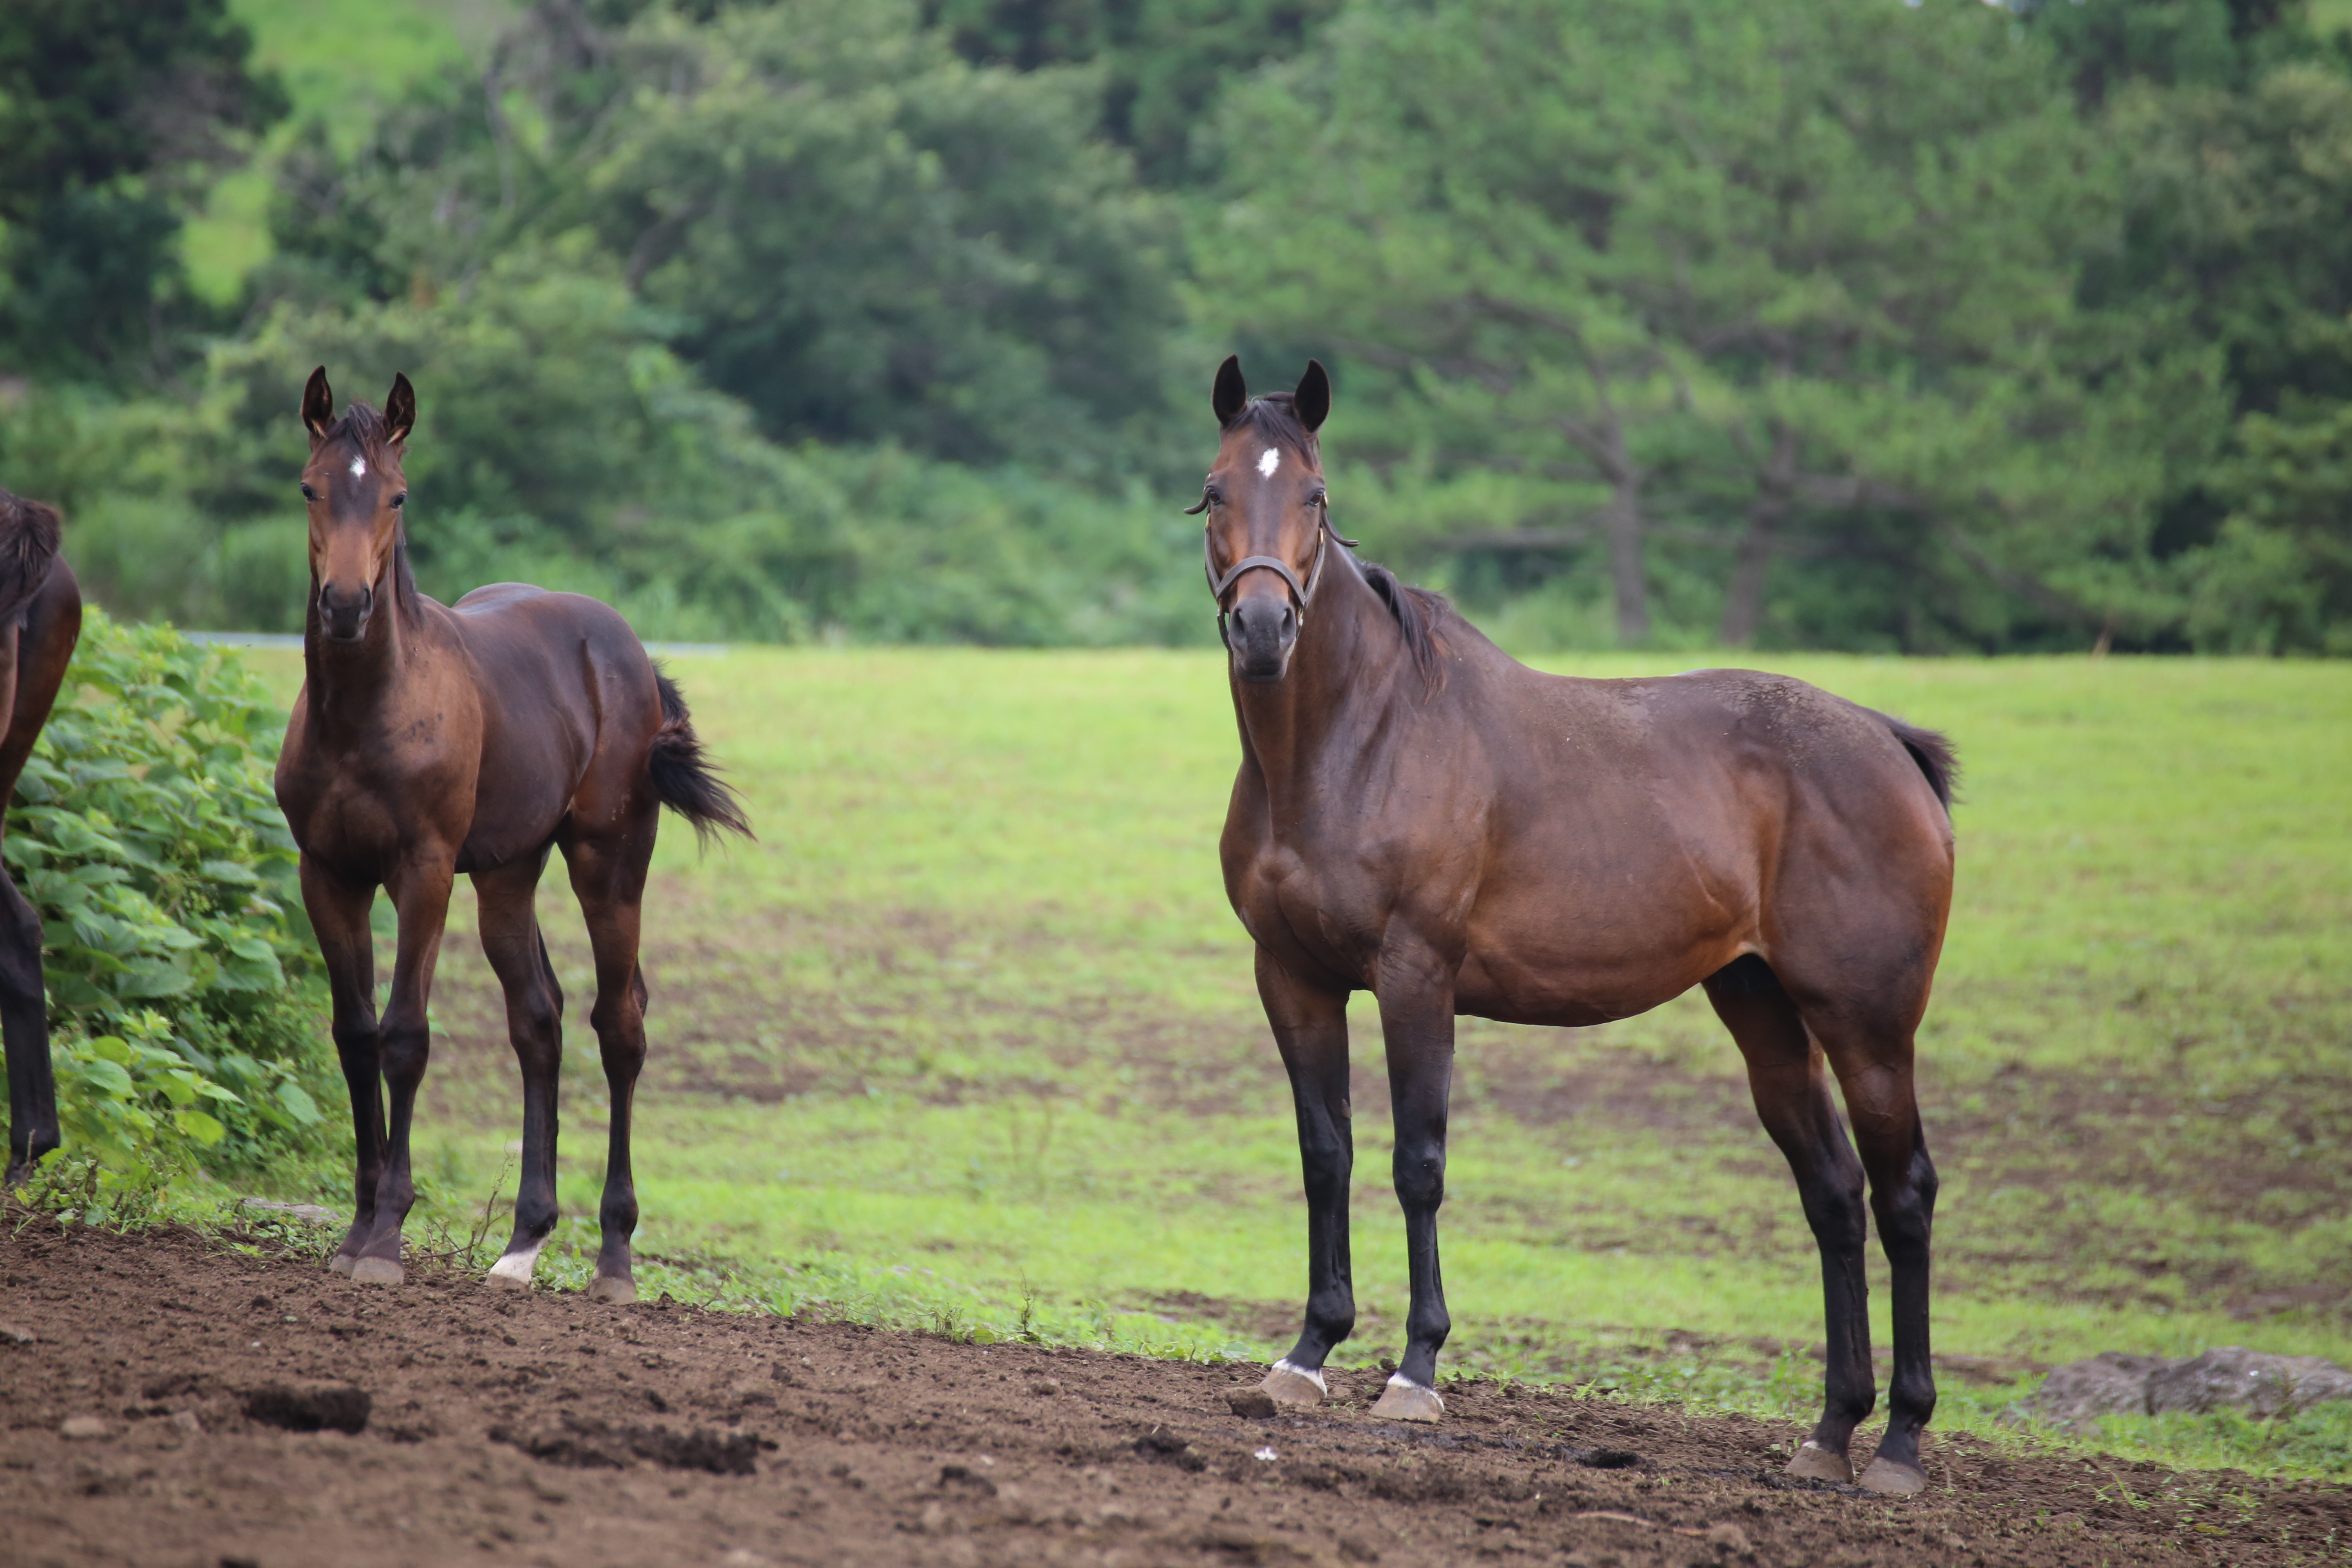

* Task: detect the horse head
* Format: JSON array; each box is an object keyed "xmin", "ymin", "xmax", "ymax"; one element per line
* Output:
[
  {"xmin": 299, "ymin": 366, "xmax": 414, "ymax": 644},
  {"xmin": 1193, "ymin": 356, "xmax": 1345, "ymax": 684}
]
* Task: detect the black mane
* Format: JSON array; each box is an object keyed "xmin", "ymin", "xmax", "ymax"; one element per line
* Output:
[
  {"xmin": 1359, "ymin": 557, "xmax": 1451, "ymax": 691},
  {"xmin": 0, "ymin": 489, "xmax": 64, "ymax": 626}
]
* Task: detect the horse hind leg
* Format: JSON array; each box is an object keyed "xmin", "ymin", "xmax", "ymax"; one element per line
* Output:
[
  {"xmin": 474, "ymin": 855, "xmax": 565, "ymax": 1288},
  {"xmin": 1815, "ymin": 1015, "xmax": 1938, "ymax": 1496},
  {"xmin": 560, "ymin": 824, "xmax": 655, "ymax": 1306},
  {"xmin": 1704, "ymin": 956, "xmax": 1875, "ymax": 1484},
  {"xmin": 0, "ymin": 871, "xmax": 57, "ymax": 1186}
]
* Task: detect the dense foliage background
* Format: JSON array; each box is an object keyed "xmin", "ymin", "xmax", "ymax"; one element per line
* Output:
[
  {"xmin": 2, "ymin": 0, "xmax": 2350, "ymax": 653},
  {"xmin": 0, "ymin": 611, "xmax": 339, "ymax": 1192}
]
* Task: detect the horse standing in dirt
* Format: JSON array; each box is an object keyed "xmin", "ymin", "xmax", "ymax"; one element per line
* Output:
[
  {"xmin": 0, "ymin": 490, "xmax": 80, "ymax": 1187},
  {"xmin": 1198, "ymin": 358, "xmax": 1956, "ymax": 1495},
  {"xmin": 276, "ymin": 368, "xmax": 748, "ymax": 1299}
]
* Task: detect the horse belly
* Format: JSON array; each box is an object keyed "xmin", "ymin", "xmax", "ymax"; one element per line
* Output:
[{"xmin": 1451, "ymin": 882, "xmax": 1750, "ymax": 1027}]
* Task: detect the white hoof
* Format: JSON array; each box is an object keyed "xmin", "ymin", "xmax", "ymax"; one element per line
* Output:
[
  {"xmin": 486, "ymin": 1244, "xmax": 543, "ymax": 1289},
  {"xmin": 1370, "ymin": 1373, "xmax": 1444, "ymax": 1423},
  {"xmin": 350, "ymin": 1256, "xmax": 405, "ymax": 1287},
  {"xmin": 1260, "ymin": 1359, "xmax": 1328, "ymax": 1407},
  {"xmin": 586, "ymin": 1274, "xmax": 637, "ymax": 1305},
  {"xmin": 325, "ymin": 1253, "xmax": 357, "ymax": 1277}
]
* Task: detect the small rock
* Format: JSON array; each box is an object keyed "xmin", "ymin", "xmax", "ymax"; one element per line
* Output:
[
  {"xmin": 2148, "ymin": 1348, "xmax": 2352, "ymax": 1419},
  {"xmin": 0, "ymin": 1323, "xmax": 33, "ymax": 1345},
  {"xmin": 1706, "ymin": 1522, "xmax": 1754, "ymax": 1555},
  {"xmin": 1028, "ymin": 1378, "xmax": 1062, "ymax": 1396},
  {"xmin": 1225, "ymin": 1388, "xmax": 1278, "ymax": 1419},
  {"xmin": 1337, "ymin": 1535, "xmax": 1381, "ymax": 1564},
  {"xmin": 244, "ymin": 1381, "xmax": 371, "ymax": 1434},
  {"xmin": 169, "ymin": 1410, "xmax": 205, "ymax": 1436},
  {"xmin": 60, "ymin": 1415, "xmax": 110, "ymax": 1440},
  {"xmin": 2022, "ymin": 1348, "xmax": 2352, "ymax": 1430}
]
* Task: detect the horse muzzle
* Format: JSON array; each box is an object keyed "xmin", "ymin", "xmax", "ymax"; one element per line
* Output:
[
  {"xmin": 1227, "ymin": 594, "xmax": 1299, "ymax": 683},
  {"xmin": 318, "ymin": 581, "xmax": 374, "ymax": 642}
]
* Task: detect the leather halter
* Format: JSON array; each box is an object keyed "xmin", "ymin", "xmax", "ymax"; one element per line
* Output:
[{"xmin": 1194, "ymin": 495, "xmax": 1358, "ymax": 646}]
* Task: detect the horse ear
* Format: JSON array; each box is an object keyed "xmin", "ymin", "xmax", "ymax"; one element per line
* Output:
[
  {"xmin": 302, "ymin": 367, "xmax": 335, "ymax": 446},
  {"xmin": 1294, "ymin": 360, "xmax": 1331, "ymax": 433},
  {"xmin": 383, "ymin": 373, "xmax": 416, "ymax": 448},
  {"xmin": 1212, "ymin": 355, "xmax": 1247, "ymax": 428}
]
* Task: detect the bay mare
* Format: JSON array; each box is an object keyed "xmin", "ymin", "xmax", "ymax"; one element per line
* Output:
[
  {"xmin": 1200, "ymin": 358, "xmax": 1955, "ymax": 1497},
  {"xmin": 0, "ymin": 490, "xmax": 80, "ymax": 1186},
  {"xmin": 274, "ymin": 369, "xmax": 747, "ymax": 1301}
]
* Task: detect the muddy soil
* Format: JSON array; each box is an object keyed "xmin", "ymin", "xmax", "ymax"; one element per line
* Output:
[{"xmin": 3, "ymin": 1223, "xmax": 2344, "ymax": 1568}]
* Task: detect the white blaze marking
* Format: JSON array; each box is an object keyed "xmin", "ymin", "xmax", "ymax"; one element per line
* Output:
[
  {"xmin": 350, "ymin": 456, "xmax": 367, "ymax": 479},
  {"xmin": 1258, "ymin": 448, "xmax": 1281, "ymax": 478}
]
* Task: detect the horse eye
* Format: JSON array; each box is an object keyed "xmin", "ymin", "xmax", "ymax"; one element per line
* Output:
[
  {"xmin": 300, "ymin": 483, "xmax": 318, "ymax": 502},
  {"xmin": 391, "ymin": 492, "xmax": 407, "ymax": 510}
]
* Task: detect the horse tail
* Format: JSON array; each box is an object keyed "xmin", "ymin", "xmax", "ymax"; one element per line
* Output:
[
  {"xmin": 0, "ymin": 490, "xmax": 64, "ymax": 626},
  {"xmin": 646, "ymin": 670, "xmax": 752, "ymax": 848},
  {"xmin": 1864, "ymin": 706, "xmax": 1958, "ymax": 813}
]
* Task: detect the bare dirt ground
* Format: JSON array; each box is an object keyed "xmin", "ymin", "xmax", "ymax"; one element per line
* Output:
[{"xmin": 5, "ymin": 1223, "xmax": 2348, "ymax": 1568}]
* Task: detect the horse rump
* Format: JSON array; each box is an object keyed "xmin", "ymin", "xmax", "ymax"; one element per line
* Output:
[
  {"xmin": 0, "ymin": 490, "xmax": 64, "ymax": 626},
  {"xmin": 1863, "ymin": 706, "xmax": 1958, "ymax": 811},
  {"xmin": 648, "ymin": 671, "xmax": 752, "ymax": 847}
]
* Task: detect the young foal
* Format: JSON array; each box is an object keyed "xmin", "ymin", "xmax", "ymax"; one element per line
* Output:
[
  {"xmin": 1200, "ymin": 359, "xmax": 1956, "ymax": 1496},
  {"xmin": 0, "ymin": 490, "xmax": 81, "ymax": 1186},
  {"xmin": 276, "ymin": 368, "xmax": 748, "ymax": 1300}
]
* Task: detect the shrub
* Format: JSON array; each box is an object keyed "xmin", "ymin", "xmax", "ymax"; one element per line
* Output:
[{"xmin": 1, "ymin": 610, "xmax": 339, "ymax": 1186}]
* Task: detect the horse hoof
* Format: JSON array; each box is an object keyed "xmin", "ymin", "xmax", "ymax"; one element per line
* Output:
[
  {"xmin": 350, "ymin": 1257, "xmax": 405, "ymax": 1286},
  {"xmin": 1260, "ymin": 1360, "xmax": 1327, "ymax": 1408},
  {"xmin": 586, "ymin": 1275, "xmax": 637, "ymax": 1305},
  {"xmin": 1370, "ymin": 1374, "xmax": 1445, "ymax": 1423},
  {"xmin": 325, "ymin": 1254, "xmax": 357, "ymax": 1277},
  {"xmin": 486, "ymin": 1249, "xmax": 541, "ymax": 1289},
  {"xmin": 1787, "ymin": 1441, "xmax": 1854, "ymax": 1484},
  {"xmin": 1859, "ymin": 1457, "xmax": 1929, "ymax": 1496}
]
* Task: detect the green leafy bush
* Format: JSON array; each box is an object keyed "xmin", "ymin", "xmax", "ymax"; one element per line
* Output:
[{"xmin": 0, "ymin": 610, "xmax": 338, "ymax": 1183}]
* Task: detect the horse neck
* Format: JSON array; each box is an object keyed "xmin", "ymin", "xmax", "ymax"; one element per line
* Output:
[
  {"xmin": 1230, "ymin": 555, "xmax": 1421, "ymax": 803},
  {"xmin": 301, "ymin": 553, "xmax": 417, "ymax": 731}
]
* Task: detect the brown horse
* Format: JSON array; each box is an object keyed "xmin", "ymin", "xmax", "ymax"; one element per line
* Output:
[
  {"xmin": 0, "ymin": 490, "xmax": 81, "ymax": 1187},
  {"xmin": 1199, "ymin": 358, "xmax": 1955, "ymax": 1496},
  {"xmin": 275, "ymin": 368, "xmax": 748, "ymax": 1300}
]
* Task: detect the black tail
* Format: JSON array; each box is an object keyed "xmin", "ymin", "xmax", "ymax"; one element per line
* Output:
[
  {"xmin": 648, "ymin": 671, "xmax": 752, "ymax": 849},
  {"xmin": 1867, "ymin": 708, "xmax": 1958, "ymax": 812}
]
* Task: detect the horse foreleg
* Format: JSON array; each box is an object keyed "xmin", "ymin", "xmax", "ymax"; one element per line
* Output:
[
  {"xmin": 561, "ymin": 829, "xmax": 652, "ymax": 1306},
  {"xmin": 301, "ymin": 858, "xmax": 383, "ymax": 1272},
  {"xmin": 350, "ymin": 855, "xmax": 456, "ymax": 1286},
  {"xmin": 0, "ymin": 871, "xmax": 57, "ymax": 1186},
  {"xmin": 1257, "ymin": 949, "xmax": 1354, "ymax": 1407},
  {"xmin": 1706, "ymin": 960, "xmax": 1875, "ymax": 1483},
  {"xmin": 474, "ymin": 853, "xmax": 564, "ymax": 1287},
  {"xmin": 1371, "ymin": 962, "xmax": 1454, "ymax": 1423}
]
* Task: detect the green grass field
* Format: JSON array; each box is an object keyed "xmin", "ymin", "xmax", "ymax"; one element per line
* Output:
[{"xmin": 231, "ymin": 645, "xmax": 2352, "ymax": 1476}]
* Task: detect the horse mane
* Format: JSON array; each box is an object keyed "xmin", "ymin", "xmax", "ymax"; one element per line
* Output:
[
  {"xmin": 0, "ymin": 489, "xmax": 64, "ymax": 626},
  {"xmin": 1359, "ymin": 558, "xmax": 1451, "ymax": 693},
  {"xmin": 315, "ymin": 399, "xmax": 423, "ymax": 627}
]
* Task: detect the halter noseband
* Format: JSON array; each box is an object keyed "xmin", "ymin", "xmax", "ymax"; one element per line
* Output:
[{"xmin": 1192, "ymin": 493, "xmax": 1359, "ymax": 647}]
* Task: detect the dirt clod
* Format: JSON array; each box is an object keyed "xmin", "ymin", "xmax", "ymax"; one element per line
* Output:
[
  {"xmin": 1226, "ymin": 1387, "xmax": 1280, "ymax": 1417},
  {"xmin": 242, "ymin": 1381, "xmax": 370, "ymax": 1434}
]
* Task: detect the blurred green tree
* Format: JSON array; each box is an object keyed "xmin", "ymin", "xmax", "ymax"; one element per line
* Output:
[{"xmin": 0, "ymin": 0, "xmax": 285, "ymax": 381}]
